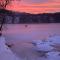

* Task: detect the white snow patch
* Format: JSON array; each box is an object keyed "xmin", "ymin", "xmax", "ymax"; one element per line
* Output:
[
  {"xmin": 32, "ymin": 40, "xmax": 54, "ymax": 51},
  {"xmin": 0, "ymin": 36, "xmax": 22, "ymax": 60},
  {"xmin": 32, "ymin": 35, "xmax": 60, "ymax": 52}
]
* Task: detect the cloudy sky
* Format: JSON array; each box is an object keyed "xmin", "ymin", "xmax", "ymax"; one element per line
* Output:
[{"xmin": 6, "ymin": 0, "xmax": 60, "ymax": 14}]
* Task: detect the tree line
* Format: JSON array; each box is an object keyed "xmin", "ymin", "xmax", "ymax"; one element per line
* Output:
[
  {"xmin": 0, "ymin": 9, "xmax": 60, "ymax": 24},
  {"xmin": 0, "ymin": 0, "xmax": 60, "ymax": 36}
]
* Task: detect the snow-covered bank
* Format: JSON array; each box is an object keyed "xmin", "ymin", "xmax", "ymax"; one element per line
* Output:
[{"xmin": 0, "ymin": 36, "xmax": 22, "ymax": 60}]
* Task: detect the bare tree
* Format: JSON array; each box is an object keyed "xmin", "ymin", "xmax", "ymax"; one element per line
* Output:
[
  {"xmin": 0, "ymin": 0, "xmax": 10, "ymax": 9},
  {"xmin": 0, "ymin": 0, "xmax": 21, "ymax": 36},
  {"xmin": 0, "ymin": 0, "xmax": 12, "ymax": 36}
]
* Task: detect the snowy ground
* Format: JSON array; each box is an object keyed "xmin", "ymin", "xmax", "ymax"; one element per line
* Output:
[
  {"xmin": 1, "ymin": 24, "xmax": 60, "ymax": 60},
  {"xmin": 0, "ymin": 36, "xmax": 22, "ymax": 60}
]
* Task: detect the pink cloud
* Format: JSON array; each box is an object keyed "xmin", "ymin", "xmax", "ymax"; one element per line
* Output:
[{"xmin": 6, "ymin": 1, "xmax": 60, "ymax": 14}]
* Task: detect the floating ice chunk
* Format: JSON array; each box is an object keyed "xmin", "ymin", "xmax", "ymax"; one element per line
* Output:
[
  {"xmin": 0, "ymin": 36, "xmax": 22, "ymax": 60},
  {"xmin": 32, "ymin": 35, "xmax": 60, "ymax": 52},
  {"xmin": 32, "ymin": 40, "xmax": 46, "ymax": 47},
  {"xmin": 47, "ymin": 35, "xmax": 60, "ymax": 44},
  {"xmin": 35, "ymin": 42, "xmax": 53, "ymax": 51},
  {"xmin": 32, "ymin": 40, "xmax": 54, "ymax": 51}
]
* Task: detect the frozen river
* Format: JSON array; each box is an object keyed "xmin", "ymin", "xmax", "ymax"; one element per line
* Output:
[
  {"xmin": 2, "ymin": 23, "xmax": 60, "ymax": 60},
  {"xmin": 3, "ymin": 23, "xmax": 60, "ymax": 42}
]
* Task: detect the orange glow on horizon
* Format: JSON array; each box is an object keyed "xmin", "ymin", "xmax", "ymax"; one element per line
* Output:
[{"xmin": 6, "ymin": 2, "xmax": 60, "ymax": 14}]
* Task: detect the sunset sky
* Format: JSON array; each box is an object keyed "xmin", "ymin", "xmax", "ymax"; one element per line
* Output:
[{"xmin": 6, "ymin": 0, "xmax": 60, "ymax": 14}]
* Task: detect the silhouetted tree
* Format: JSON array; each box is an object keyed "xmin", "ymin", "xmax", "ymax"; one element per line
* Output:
[
  {"xmin": 0, "ymin": 0, "xmax": 21, "ymax": 36},
  {"xmin": 0, "ymin": 0, "xmax": 12, "ymax": 36}
]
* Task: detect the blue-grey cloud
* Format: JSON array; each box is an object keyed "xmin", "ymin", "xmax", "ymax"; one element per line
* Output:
[
  {"xmin": 20, "ymin": 0, "xmax": 49, "ymax": 4},
  {"xmin": 27, "ymin": 0, "xmax": 48, "ymax": 3}
]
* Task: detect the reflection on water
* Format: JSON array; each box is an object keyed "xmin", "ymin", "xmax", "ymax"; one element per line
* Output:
[{"xmin": 3, "ymin": 23, "xmax": 60, "ymax": 42}]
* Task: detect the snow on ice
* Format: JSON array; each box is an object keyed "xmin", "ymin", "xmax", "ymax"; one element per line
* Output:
[
  {"xmin": 32, "ymin": 40, "xmax": 54, "ymax": 51},
  {"xmin": 0, "ymin": 35, "xmax": 60, "ymax": 60},
  {"xmin": 47, "ymin": 52, "xmax": 60, "ymax": 60},
  {"xmin": 47, "ymin": 35, "xmax": 60, "ymax": 44},
  {"xmin": 32, "ymin": 35, "xmax": 60, "ymax": 51},
  {"xmin": 32, "ymin": 35, "xmax": 60, "ymax": 60}
]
